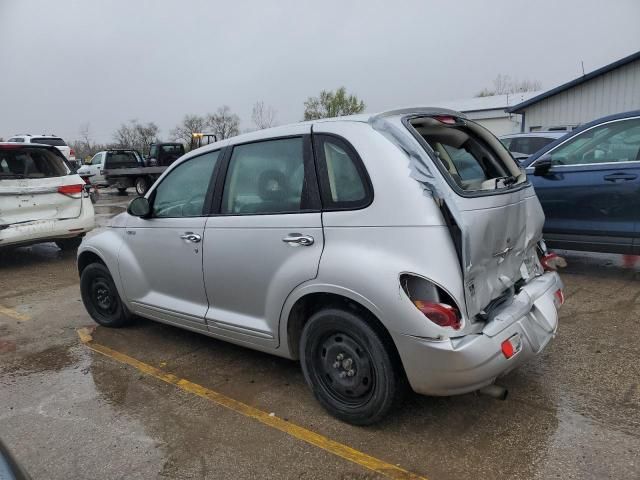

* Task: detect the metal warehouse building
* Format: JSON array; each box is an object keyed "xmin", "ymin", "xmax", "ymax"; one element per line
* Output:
[
  {"xmin": 432, "ymin": 91, "xmax": 541, "ymax": 136},
  {"xmin": 507, "ymin": 50, "xmax": 640, "ymax": 132}
]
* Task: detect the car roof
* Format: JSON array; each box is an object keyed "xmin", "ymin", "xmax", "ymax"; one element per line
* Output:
[
  {"xmin": 181, "ymin": 106, "xmax": 466, "ymax": 160},
  {"xmin": 525, "ymin": 109, "xmax": 640, "ymax": 166},
  {"xmin": 10, "ymin": 134, "xmax": 63, "ymax": 138}
]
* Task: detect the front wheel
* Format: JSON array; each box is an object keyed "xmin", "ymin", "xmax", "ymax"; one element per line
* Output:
[
  {"xmin": 80, "ymin": 263, "xmax": 132, "ymax": 328},
  {"xmin": 300, "ymin": 308, "xmax": 403, "ymax": 425},
  {"xmin": 135, "ymin": 176, "xmax": 149, "ymax": 196}
]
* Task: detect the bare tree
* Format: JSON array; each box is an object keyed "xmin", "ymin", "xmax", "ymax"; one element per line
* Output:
[
  {"xmin": 206, "ymin": 106, "xmax": 240, "ymax": 140},
  {"xmin": 251, "ymin": 101, "xmax": 277, "ymax": 129},
  {"xmin": 170, "ymin": 114, "xmax": 206, "ymax": 148},
  {"xmin": 304, "ymin": 87, "xmax": 365, "ymax": 120},
  {"xmin": 113, "ymin": 120, "xmax": 160, "ymax": 154},
  {"xmin": 476, "ymin": 75, "xmax": 542, "ymax": 97}
]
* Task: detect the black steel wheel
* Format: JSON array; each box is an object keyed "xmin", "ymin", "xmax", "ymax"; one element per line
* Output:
[
  {"xmin": 300, "ymin": 308, "xmax": 402, "ymax": 425},
  {"xmin": 80, "ymin": 263, "xmax": 132, "ymax": 327}
]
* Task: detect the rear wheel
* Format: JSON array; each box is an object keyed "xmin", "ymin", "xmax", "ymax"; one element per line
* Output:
[
  {"xmin": 80, "ymin": 263, "xmax": 132, "ymax": 327},
  {"xmin": 135, "ymin": 176, "xmax": 149, "ymax": 196},
  {"xmin": 55, "ymin": 237, "xmax": 83, "ymax": 251},
  {"xmin": 300, "ymin": 308, "xmax": 402, "ymax": 425}
]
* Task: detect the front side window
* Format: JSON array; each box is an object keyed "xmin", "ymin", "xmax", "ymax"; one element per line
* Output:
[
  {"xmin": 546, "ymin": 118, "xmax": 640, "ymax": 166},
  {"xmin": 152, "ymin": 151, "xmax": 219, "ymax": 218},
  {"xmin": 91, "ymin": 153, "xmax": 103, "ymax": 165},
  {"xmin": 221, "ymin": 137, "xmax": 314, "ymax": 215}
]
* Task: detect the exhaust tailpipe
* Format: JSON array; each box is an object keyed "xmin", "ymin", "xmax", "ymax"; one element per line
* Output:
[{"xmin": 478, "ymin": 384, "xmax": 508, "ymax": 400}]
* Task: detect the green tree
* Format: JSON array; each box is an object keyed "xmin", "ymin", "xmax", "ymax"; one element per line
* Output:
[{"xmin": 303, "ymin": 87, "xmax": 365, "ymax": 120}]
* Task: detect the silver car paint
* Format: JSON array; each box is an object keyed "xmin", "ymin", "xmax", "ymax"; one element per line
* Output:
[{"xmin": 79, "ymin": 110, "xmax": 561, "ymax": 396}]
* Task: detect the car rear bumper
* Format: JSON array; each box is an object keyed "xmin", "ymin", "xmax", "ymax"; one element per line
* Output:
[
  {"xmin": 394, "ymin": 272, "xmax": 562, "ymax": 396},
  {"xmin": 0, "ymin": 197, "xmax": 95, "ymax": 248}
]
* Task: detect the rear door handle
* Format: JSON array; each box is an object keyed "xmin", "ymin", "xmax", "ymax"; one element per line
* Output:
[
  {"xmin": 604, "ymin": 172, "xmax": 637, "ymax": 182},
  {"xmin": 180, "ymin": 232, "xmax": 201, "ymax": 243},
  {"xmin": 282, "ymin": 233, "xmax": 314, "ymax": 246}
]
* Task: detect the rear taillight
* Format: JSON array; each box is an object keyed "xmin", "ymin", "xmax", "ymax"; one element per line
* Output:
[
  {"xmin": 69, "ymin": 148, "xmax": 76, "ymax": 158},
  {"xmin": 413, "ymin": 301, "xmax": 461, "ymax": 330},
  {"xmin": 58, "ymin": 184, "xmax": 84, "ymax": 197}
]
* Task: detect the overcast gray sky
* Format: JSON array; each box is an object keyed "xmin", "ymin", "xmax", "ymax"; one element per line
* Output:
[{"xmin": 1, "ymin": 0, "xmax": 639, "ymax": 143}]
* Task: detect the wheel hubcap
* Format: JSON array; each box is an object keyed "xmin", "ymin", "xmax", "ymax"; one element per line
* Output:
[{"xmin": 316, "ymin": 333, "xmax": 374, "ymax": 404}]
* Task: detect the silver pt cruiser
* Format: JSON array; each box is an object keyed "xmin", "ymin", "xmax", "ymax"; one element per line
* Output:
[{"xmin": 78, "ymin": 108, "xmax": 563, "ymax": 425}]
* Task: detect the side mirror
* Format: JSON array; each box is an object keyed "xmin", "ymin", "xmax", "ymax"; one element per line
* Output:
[
  {"xmin": 533, "ymin": 157, "xmax": 553, "ymax": 176},
  {"xmin": 127, "ymin": 197, "xmax": 151, "ymax": 217}
]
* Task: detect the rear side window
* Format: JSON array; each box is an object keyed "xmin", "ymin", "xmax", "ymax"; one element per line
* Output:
[
  {"xmin": 408, "ymin": 117, "xmax": 524, "ymax": 192},
  {"xmin": 8, "ymin": 137, "xmax": 24, "ymax": 143},
  {"xmin": 105, "ymin": 151, "xmax": 139, "ymax": 167},
  {"xmin": 31, "ymin": 137, "xmax": 67, "ymax": 147},
  {"xmin": 221, "ymin": 137, "xmax": 318, "ymax": 215},
  {"xmin": 0, "ymin": 147, "xmax": 68, "ymax": 178},
  {"xmin": 313, "ymin": 135, "xmax": 371, "ymax": 210}
]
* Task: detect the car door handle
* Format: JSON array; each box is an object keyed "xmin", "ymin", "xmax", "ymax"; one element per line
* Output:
[
  {"xmin": 603, "ymin": 173, "xmax": 637, "ymax": 182},
  {"xmin": 282, "ymin": 233, "xmax": 314, "ymax": 246},
  {"xmin": 180, "ymin": 232, "xmax": 201, "ymax": 243}
]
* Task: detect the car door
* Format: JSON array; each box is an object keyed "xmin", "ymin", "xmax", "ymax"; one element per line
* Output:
[
  {"xmin": 88, "ymin": 152, "xmax": 105, "ymax": 184},
  {"xmin": 118, "ymin": 150, "xmax": 221, "ymax": 330},
  {"xmin": 202, "ymin": 129, "xmax": 323, "ymax": 347},
  {"xmin": 528, "ymin": 117, "xmax": 640, "ymax": 253}
]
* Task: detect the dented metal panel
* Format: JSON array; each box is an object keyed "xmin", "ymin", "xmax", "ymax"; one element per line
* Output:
[{"xmin": 370, "ymin": 112, "xmax": 546, "ymax": 319}]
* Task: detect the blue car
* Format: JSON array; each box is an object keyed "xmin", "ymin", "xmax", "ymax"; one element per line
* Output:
[{"xmin": 524, "ymin": 110, "xmax": 640, "ymax": 254}]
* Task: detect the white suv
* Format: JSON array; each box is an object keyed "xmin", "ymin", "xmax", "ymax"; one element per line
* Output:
[
  {"xmin": 0, "ymin": 144, "xmax": 95, "ymax": 250},
  {"xmin": 7, "ymin": 134, "xmax": 78, "ymax": 169}
]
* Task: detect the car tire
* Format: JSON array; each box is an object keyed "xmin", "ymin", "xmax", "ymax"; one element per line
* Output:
[
  {"xmin": 300, "ymin": 308, "xmax": 402, "ymax": 425},
  {"xmin": 135, "ymin": 177, "xmax": 149, "ymax": 196},
  {"xmin": 80, "ymin": 263, "xmax": 132, "ymax": 328},
  {"xmin": 55, "ymin": 237, "xmax": 83, "ymax": 251}
]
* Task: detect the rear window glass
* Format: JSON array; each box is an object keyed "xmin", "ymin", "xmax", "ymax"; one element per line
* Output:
[
  {"xmin": 160, "ymin": 145, "xmax": 183, "ymax": 153},
  {"xmin": 409, "ymin": 117, "xmax": 523, "ymax": 192},
  {"xmin": 31, "ymin": 137, "xmax": 67, "ymax": 147},
  {"xmin": 0, "ymin": 147, "xmax": 68, "ymax": 178},
  {"xmin": 105, "ymin": 151, "xmax": 140, "ymax": 167}
]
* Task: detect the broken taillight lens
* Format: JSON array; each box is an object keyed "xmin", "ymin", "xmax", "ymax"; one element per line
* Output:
[
  {"xmin": 413, "ymin": 301, "xmax": 461, "ymax": 330},
  {"xmin": 554, "ymin": 289, "xmax": 565, "ymax": 307}
]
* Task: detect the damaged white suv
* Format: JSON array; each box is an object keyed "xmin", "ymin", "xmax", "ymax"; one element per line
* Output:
[{"xmin": 78, "ymin": 108, "xmax": 563, "ymax": 425}]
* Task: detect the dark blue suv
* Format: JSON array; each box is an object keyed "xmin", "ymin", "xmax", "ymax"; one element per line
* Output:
[{"xmin": 524, "ymin": 110, "xmax": 640, "ymax": 254}]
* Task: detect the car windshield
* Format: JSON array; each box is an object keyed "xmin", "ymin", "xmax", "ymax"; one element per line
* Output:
[
  {"xmin": 409, "ymin": 117, "xmax": 524, "ymax": 191},
  {"xmin": 0, "ymin": 147, "xmax": 69, "ymax": 178},
  {"xmin": 31, "ymin": 137, "xmax": 67, "ymax": 147}
]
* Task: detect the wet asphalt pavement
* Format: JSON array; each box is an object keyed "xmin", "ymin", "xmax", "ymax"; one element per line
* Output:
[{"xmin": 0, "ymin": 190, "xmax": 638, "ymax": 479}]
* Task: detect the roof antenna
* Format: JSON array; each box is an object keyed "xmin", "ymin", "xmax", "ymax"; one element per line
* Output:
[{"xmin": 581, "ymin": 60, "xmax": 585, "ymax": 76}]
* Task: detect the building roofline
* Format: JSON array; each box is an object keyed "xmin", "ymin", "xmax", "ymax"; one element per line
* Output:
[{"xmin": 506, "ymin": 50, "xmax": 640, "ymax": 113}]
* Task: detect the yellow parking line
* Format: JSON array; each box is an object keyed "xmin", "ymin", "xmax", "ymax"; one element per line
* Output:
[
  {"xmin": 77, "ymin": 328, "xmax": 427, "ymax": 480},
  {"xmin": 0, "ymin": 304, "xmax": 30, "ymax": 321}
]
